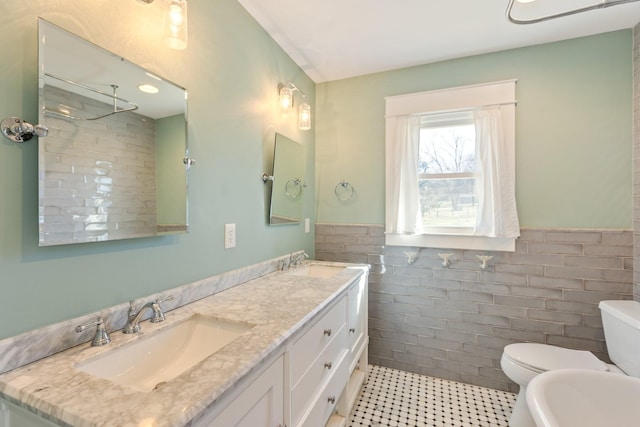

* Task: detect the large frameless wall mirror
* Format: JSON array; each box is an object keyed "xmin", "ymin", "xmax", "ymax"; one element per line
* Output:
[
  {"xmin": 269, "ymin": 133, "xmax": 306, "ymax": 225},
  {"xmin": 38, "ymin": 19, "xmax": 189, "ymax": 246}
]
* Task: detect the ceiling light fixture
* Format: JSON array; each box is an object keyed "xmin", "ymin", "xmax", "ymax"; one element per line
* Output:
[
  {"xmin": 506, "ymin": 0, "xmax": 640, "ymax": 24},
  {"xmin": 164, "ymin": 0, "xmax": 188, "ymax": 50},
  {"xmin": 278, "ymin": 82, "xmax": 312, "ymax": 131}
]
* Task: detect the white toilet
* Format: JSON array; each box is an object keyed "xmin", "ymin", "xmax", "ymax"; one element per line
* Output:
[{"xmin": 500, "ymin": 300, "xmax": 640, "ymax": 427}]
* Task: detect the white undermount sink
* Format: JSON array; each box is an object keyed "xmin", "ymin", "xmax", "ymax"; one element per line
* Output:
[
  {"xmin": 526, "ymin": 368, "xmax": 640, "ymax": 427},
  {"xmin": 287, "ymin": 264, "xmax": 344, "ymax": 278},
  {"xmin": 76, "ymin": 314, "xmax": 254, "ymax": 392}
]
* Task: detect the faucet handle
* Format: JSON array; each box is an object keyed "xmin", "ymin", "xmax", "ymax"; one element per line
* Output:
[
  {"xmin": 76, "ymin": 317, "xmax": 111, "ymax": 347},
  {"xmin": 156, "ymin": 295, "xmax": 174, "ymax": 304},
  {"xmin": 128, "ymin": 300, "xmax": 137, "ymax": 317},
  {"xmin": 151, "ymin": 295, "xmax": 174, "ymax": 323}
]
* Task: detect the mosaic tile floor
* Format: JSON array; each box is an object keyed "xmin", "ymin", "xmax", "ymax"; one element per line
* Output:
[{"xmin": 349, "ymin": 365, "xmax": 516, "ymax": 427}]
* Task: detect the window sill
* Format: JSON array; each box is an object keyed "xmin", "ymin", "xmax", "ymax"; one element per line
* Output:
[{"xmin": 385, "ymin": 233, "xmax": 516, "ymax": 252}]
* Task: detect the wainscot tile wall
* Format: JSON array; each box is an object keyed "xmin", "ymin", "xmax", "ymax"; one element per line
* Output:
[
  {"xmin": 40, "ymin": 85, "xmax": 157, "ymax": 244},
  {"xmin": 315, "ymin": 224, "xmax": 633, "ymax": 392}
]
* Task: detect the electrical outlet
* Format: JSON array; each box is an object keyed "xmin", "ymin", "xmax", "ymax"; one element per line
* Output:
[
  {"xmin": 305, "ymin": 218, "xmax": 310, "ymax": 233},
  {"xmin": 224, "ymin": 223, "xmax": 236, "ymax": 248}
]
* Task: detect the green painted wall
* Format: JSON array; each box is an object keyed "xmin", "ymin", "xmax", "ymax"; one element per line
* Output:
[
  {"xmin": 0, "ymin": 1, "xmax": 315, "ymax": 339},
  {"xmin": 157, "ymin": 114, "xmax": 187, "ymax": 226},
  {"xmin": 315, "ymin": 31, "xmax": 633, "ymax": 229}
]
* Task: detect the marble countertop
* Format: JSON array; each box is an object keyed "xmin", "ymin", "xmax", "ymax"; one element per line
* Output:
[{"xmin": 0, "ymin": 262, "xmax": 365, "ymax": 427}]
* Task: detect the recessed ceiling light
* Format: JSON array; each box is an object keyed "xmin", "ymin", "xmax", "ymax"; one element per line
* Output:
[{"xmin": 138, "ymin": 84, "xmax": 159, "ymax": 94}]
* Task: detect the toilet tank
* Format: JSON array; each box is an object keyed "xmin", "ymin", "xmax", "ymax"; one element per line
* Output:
[{"xmin": 599, "ymin": 300, "xmax": 640, "ymax": 377}]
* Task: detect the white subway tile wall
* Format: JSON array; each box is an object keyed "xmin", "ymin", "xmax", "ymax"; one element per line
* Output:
[
  {"xmin": 316, "ymin": 224, "xmax": 633, "ymax": 392},
  {"xmin": 40, "ymin": 85, "xmax": 157, "ymax": 243}
]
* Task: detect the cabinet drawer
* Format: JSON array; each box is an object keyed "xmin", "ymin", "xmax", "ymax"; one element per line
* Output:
[
  {"xmin": 297, "ymin": 349, "xmax": 349, "ymax": 427},
  {"xmin": 291, "ymin": 324, "xmax": 347, "ymax": 425},
  {"xmin": 290, "ymin": 296, "xmax": 347, "ymax": 384}
]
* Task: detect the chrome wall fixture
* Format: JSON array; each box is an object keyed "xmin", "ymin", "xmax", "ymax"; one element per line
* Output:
[
  {"xmin": 506, "ymin": 0, "xmax": 640, "ymax": 24},
  {"xmin": 1, "ymin": 117, "xmax": 48, "ymax": 143},
  {"xmin": 335, "ymin": 180, "xmax": 355, "ymax": 201},
  {"xmin": 278, "ymin": 81, "xmax": 311, "ymax": 130}
]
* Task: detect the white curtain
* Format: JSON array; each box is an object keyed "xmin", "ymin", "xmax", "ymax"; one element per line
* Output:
[
  {"xmin": 473, "ymin": 107, "xmax": 520, "ymax": 238},
  {"xmin": 385, "ymin": 116, "xmax": 423, "ymax": 235}
]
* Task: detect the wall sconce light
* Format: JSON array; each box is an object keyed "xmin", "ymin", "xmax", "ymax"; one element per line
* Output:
[
  {"xmin": 279, "ymin": 84, "xmax": 294, "ymax": 114},
  {"xmin": 278, "ymin": 82, "xmax": 312, "ymax": 131},
  {"xmin": 298, "ymin": 100, "xmax": 311, "ymax": 130},
  {"xmin": 164, "ymin": 0, "xmax": 188, "ymax": 50},
  {"xmin": 136, "ymin": 0, "xmax": 188, "ymax": 50}
]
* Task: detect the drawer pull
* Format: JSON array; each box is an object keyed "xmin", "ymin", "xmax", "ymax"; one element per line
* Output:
[
  {"xmin": 324, "ymin": 361, "xmax": 332, "ymax": 370},
  {"xmin": 327, "ymin": 395, "xmax": 336, "ymax": 404},
  {"xmin": 349, "ymin": 327, "xmax": 356, "ymax": 334},
  {"xmin": 323, "ymin": 328, "xmax": 332, "ymax": 336}
]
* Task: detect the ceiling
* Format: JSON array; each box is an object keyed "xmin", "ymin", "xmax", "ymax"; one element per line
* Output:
[{"xmin": 238, "ymin": 0, "xmax": 640, "ymax": 83}]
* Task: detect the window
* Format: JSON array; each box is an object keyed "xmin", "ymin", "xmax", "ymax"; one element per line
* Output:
[
  {"xmin": 385, "ymin": 81, "xmax": 519, "ymax": 251},
  {"xmin": 419, "ymin": 111, "xmax": 476, "ymax": 233}
]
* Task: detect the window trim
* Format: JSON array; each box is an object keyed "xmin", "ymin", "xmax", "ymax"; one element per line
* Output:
[
  {"xmin": 386, "ymin": 233, "xmax": 516, "ymax": 252},
  {"xmin": 385, "ymin": 80, "xmax": 518, "ymax": 252}
]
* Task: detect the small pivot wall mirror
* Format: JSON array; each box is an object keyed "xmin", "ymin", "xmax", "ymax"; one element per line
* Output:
[
  {"xmin": 266, "ymin": 133, "xmax": 307, "ymax": 225},
  {"xmin": 1, "ymin": 117, "xmax": 48, "ymax": 143}
]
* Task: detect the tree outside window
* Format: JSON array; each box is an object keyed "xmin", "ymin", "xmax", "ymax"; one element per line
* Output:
[{"xmin": 418, "ymin": 117, "xmax": 476, "ymax": 231}]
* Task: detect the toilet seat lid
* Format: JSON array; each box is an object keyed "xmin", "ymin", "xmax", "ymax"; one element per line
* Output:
[{"xmin": 503, "ymin": 343, "xmax": 608, "ymax": 372}]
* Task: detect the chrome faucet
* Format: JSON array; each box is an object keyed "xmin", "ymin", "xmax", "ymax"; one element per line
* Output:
[
  {"xmin": 279, "ymin": 258, "xmax": 291, "ymax": 271},
  {"xmin": 76, "ymin": 317, "xmax": 111, "ymax": 347},
  {"xmin": 291, "ymin": 251, "xmax": 310, "ymax": 268},
  {"xmin": 123, "ymin": 295, "xmax": 173, "ymax": 334}
]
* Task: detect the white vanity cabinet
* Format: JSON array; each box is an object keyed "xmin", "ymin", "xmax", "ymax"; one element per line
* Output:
[
  {"xmin": 0, "ymin": 263, "xmax": 370, "ymax": 427},
  {"xmin": 0, "ymin": 398, "xmax": 58, "ymax": 427},
  {"xmin": 337, "ymin": 269, "xmax": 369, "ymax": 421},
  {"xmin": 195, "ymin": 355, "xmax": 285, "ymax": 427},
  {"xmin": 289, "ymin": 295, "xmax": 349, "ymax": 427},
  {"xmin": 287, "ymin": 268, "xmax": 369, "ymax": 427},
  {"xmin": 347, "ymin": 270, "xmax": 368, "ymax": 370}
]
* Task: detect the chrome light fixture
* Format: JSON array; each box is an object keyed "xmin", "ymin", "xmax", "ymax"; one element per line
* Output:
[
  {"xmin": 1, "ymin": 117, "xmax": 48, "ymax": 143},
  {"xmin": 279, "ymin": 82, "xmax": 312, "ymax": 131},
  {"xmin": 164, "ymin": 0, "xmax": 188, "ymax": 50},
  {"xmin": 506, "ymin": 0, "xmax": 640, "ymax": 24}
]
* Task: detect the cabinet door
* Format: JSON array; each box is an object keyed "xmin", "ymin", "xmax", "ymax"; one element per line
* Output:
[
  {"xmin": 208, "ymin": 355, "xmax": 284, "ymax": 427},
  {"xmin": 0, "ymin": 399, "xmax": 59, "ymax": 427},
  {"xmin": 347, "ymin": 273, "xmax": 368, "ymax": 368}
]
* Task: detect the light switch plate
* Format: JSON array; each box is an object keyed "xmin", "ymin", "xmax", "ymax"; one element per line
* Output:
[{"xmin": 305, "ymin": 218, "xmax": 310, "ymax": 233}]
